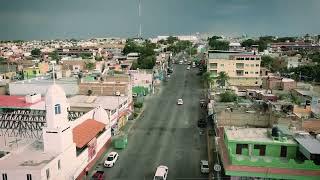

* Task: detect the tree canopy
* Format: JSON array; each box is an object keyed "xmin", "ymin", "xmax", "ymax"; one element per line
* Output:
[
  {"xmin": 261, "ymin": 55, "xmax": 275, "ymax": 68},
  {"xmin": 217, "ymin": 71, "xmax": 229, "ymax": 87},
  {"xmin": 31, "ymin": 48, "xmax": 41, "ymax": 56},
  {"xmin": 208, "ymin": 36, "xmax": 229, "ymax": 50},
  {"xmin": 220, "ymin": 91, "xmax": 237, "ymax": 102}
]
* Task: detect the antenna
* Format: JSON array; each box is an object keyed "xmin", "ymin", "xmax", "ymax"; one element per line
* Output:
[{"xmin": 138, "ymin": 0, "xmax": 142, "ymax": 38}]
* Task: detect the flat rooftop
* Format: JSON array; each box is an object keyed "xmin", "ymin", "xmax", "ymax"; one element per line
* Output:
[
  {"xmin": 0, "ymin": 139, "xmax": 57, "ymax": 170},
  {"xmin": 11, "ymin": 77, "xmax": 78, "ymax": 85},
  {"xmin": 68, "ymin": 95, "xmax": 128, "ymax": 110},
  {"xmin": 225, "ymin": 127, "xmax": 296, "ymax": 145}
]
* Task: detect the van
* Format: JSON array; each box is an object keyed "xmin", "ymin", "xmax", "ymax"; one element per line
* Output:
[{"xmin": 153, "ymin": 165, "xmax": 168, "ymax": 180}]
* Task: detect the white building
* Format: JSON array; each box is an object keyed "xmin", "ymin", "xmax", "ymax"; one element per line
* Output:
[{"xmin": 0, "ymin": 84, "xmax": 112, "ymax": 180}]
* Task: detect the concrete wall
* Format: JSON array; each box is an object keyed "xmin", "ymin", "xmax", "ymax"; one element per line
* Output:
[{"xmin": 9, "ymin": 82, "xmax": 79, "ymax": 96}]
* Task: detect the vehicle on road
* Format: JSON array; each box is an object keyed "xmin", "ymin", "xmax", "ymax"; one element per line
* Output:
[
  {"xmin": 177, "ymin": 99, "xmax": 184, "ymax": 105},
  {"xmin": 200, "ymin": 160, "xmax": 209, "ymax": 173},
  {"xmin": 187, "ymin": 66, "xmax": 191, "ymax": 70},
  {"xmin": 192, "ymin": 62, "xmax": 196, "ymax": 68},
  {"xmin": 153, "ymin": 165, "xmax": 168, "ymax": 180},
  {"xmin": 92, "ymin": 171, "xmax": 105, "ymax": 180},
  {"xmin": 179, "ymin": 60, "xmax": 183, "ymax": 64},
  {"xmin": 104, "ymin": 152, "xmax": 119, "ymax": 167}
]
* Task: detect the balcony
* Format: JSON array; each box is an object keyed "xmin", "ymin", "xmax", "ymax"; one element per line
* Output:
[{"xmin": 236, "ymin": 63, "xmax": 244, "ymax": 69}]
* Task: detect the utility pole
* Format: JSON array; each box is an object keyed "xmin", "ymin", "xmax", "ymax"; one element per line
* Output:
[{"xmin": 138, "ymin": 0, "xmax": 142, "ymax": 38}]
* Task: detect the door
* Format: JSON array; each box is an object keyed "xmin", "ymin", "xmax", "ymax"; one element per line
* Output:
[{"xmin": 280, "ymin": 146, "xmax": 287, "ymax": 157}]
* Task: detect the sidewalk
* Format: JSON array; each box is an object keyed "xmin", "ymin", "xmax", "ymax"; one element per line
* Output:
[{"xmin": 88, "ymin": 95, "xmax": 150, "ymax": 177}]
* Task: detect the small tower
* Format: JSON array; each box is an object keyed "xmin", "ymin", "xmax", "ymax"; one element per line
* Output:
[{"xmin": 42, "ymin": 84, "xmax": 73, "ymax": 153}]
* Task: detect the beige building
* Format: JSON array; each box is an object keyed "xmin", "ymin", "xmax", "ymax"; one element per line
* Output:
[{"xmin": 207, "ymin": 50, "xmax": 262, "ymax": 87}]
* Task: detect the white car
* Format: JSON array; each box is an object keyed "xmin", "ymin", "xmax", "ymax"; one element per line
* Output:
[
  {"xmin": 153, "ymin": 165, "xmax": 168, "ymax": 180},
  {"xmin": 179, "ymin": 60, "xmax": 183, "ymax": 64},
  {"xmin": 104, "ymin": 152, "xmax": 119, "ymax": 167},
  {"xmin": 187, "ymin": 66, "xmax": 191, "ymax": 70},
  {"xmin": 200, "ymin": 160, "xmax": 209, "ymax": 173},
  {"xmin": 177, "ymin": 99, "xmax": 183, "ymax": 105}
]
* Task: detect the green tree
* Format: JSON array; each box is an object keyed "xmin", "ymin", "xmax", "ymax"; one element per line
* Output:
[
  {"xmin": 208, "ymin": 36, "xmax": 229, "ymax": 50},
  {"xmin": 95, "ymin": 56, "xmax": 103, "ymax": 61},
  {"xmin": 261, "ymin": 56, "xmax": 275, "ymax": 69},
  {"xmin": 85, "ymin": 61, "xmax": 95, "ymax": 70},
  {"xmin": 166, "ymin": 36, "xmax": 178, "ymax": 44},
  {"xmin": 49, "ymin": 51, "xmax": 60, "ymax": 63},
  {"xmin": 241, "ymin": 39, "xmax": 256, "ymax": 48},
  {"xmin": 80, "ymin": 53, "xmax": 92, "ymax": 59},
  {"xmin": 202, "ymin": 72, "xmax": 215, "ymax": 88},
  {"xmin": 220, "ymin": 91, "xmax": 237, "ymax": 102},
  {"xmin": 216, "ymin": 71, "xmax": 229, "ymax": 88},
  {"xmin": 31, "ymin": 48, "xmax": 41, "ymax": 56},
  {"xmin": 0, "ymin": 57, "xmax": 6, "ymax": 63}
]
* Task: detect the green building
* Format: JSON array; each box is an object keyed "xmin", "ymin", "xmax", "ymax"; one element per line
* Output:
[{"xmin": 218, "ymin": 127, "xmax": 320, "ymax": 180}]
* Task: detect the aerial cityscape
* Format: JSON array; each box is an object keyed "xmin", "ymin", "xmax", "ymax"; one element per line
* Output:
[{"xmin": 1, "ymin": 0, "xmax": 320, "ymax": 180}]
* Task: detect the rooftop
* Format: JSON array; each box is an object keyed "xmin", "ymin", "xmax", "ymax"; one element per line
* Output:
[
  {"xmin": 11, "ymin": 77, "xmax": 78, "ymax": 85},
  {"xmin": 72, "ymin": 119, "xmax": 105, "ymax": 148},
  {"xmin": 0, "ymin": 140, "xmax": 56, "ymax": 170},
  {"xmin": 294, "ymin": 134, "xmax": 320, "ymax": 154},
  {"xmin": 225, "ymin": 127, "xmax": 296, "ymax": 145},
  {"xmin": 68, "ymin": 95, "xmax": 128, "ymax": 110},
  {"xmin": 0, "ymin": 95, "xmax": 44, "ymax": 109}
]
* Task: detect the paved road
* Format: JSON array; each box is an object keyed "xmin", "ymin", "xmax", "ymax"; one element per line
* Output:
[{"xmin": 102, "ymin": 64, "xmax": 208, "ymax": 180}]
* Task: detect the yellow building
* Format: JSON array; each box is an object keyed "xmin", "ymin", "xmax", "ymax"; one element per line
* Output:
[{"xmin": 207, "ymin": 50, "xmax": 262, "ymax": 87}]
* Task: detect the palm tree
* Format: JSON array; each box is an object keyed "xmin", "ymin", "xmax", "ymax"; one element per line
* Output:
[
  {"xmin": 217, "ymin": 71, "xmax": 229, "ymax": 88},
  {"xmin": 202, "ymin": 72, "xmax": 215, "ymax": 89}
]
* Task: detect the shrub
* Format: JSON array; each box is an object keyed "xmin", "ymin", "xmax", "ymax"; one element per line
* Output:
[
  {"xmin": 134, "ymin": 102, "xmax": 143, "ymax": 108},
  {"xmin": 220, "ymin": 91, "xmax": 237, "ymax": 102}
]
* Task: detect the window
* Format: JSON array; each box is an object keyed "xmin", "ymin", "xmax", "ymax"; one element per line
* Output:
[
  {"xmin": 58, "ymin": 160, "xmax": 61, "ymax": 170},
  {"xmin": 250, "ymin": 64, "xmax": 254, "ymax": 67},
  {"xmin": 210, "ymin": 63, "xmax": 217, "ymax": 69},
  {"xmin": 251, "ymin": 58, "xmax": 255, "ymax": 60},
  {"xmin": 27, "ymin": 174, "xmax": 32, "ymax": 180},
  {"xmin": 254, "ymin": 145, "xmax": 266, "ymax": 156},
  {"xmin": 220, "ymin": 64, "xmax": 224, "ymax": 67},
  {"xmin": 2, "ymin": 174, "xmax": 8, "ymax": 180},
  {"xmin": 245, "ymin": 58, "xmax": 249, "ymax": 60},
  {"xmin": 256, "ymin": 64, "xmax": 260, "ymax": 67},
  {"xmin": 245, "ymin": 72, "xmax": 248, "ymax": 74},
  {"xmin": 256, "ymin": 57, "xmax": 260, "ymax": 60},
  {"xmin": 54, "ymin": 104, "xmax": 61, "ymax": 114},
  {"xmin": 46, "ymin": 169, "xmax": 50, "ymax": 179},
  {"xmin": 246, "ymin": 64, "xmax": 249, "ymax": 67},
  {"xmin": 255, "ymin": 72, "xmax": 259, "ymax": 74},
  {"xmin": 236, "ymin": 144, "xmax": 248, "ymax": 154},
  {"xmin": 250, "ymin": 71, "xmax": 253, "ymax": 74}
]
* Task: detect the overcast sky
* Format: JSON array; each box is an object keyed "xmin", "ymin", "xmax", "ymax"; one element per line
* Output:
[{"xmin": 0, "ymin": 0, "xmax": 319, "ymax": 40}]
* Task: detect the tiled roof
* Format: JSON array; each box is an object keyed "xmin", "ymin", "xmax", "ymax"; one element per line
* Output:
[{"xmin": 72, "ymin": 119, "xmax": 105, "ymax": 148}]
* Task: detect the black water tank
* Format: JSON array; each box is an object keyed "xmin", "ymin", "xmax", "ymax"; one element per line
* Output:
[{"xmin": 271, "ymin": 126, "xmax": 280, "ymax": 137}]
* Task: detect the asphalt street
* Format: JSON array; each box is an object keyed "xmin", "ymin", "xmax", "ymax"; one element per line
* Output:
[{"xmin": 101, "ymin": 63, "xmax": 208, "ymax": 180}]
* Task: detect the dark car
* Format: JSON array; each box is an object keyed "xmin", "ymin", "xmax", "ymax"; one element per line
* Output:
[
  {"xmin": 198, "ymin": 119, "xmax": 207, "ymax": 128},
  {"xmin": 92, "ymin": 171, "xmax": 105, "ymax": 180}
]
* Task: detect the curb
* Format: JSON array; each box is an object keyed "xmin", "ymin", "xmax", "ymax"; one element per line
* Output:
[{"xmin": 207, "ymin": 128, "xmax": 213, "ymax": 180}]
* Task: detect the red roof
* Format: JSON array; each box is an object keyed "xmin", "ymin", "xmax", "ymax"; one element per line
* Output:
[
  {"xmin": 0, "ymin": 95, "xmax": 35, "ymax": 108},
  {"xmin": 72, "ymin": 119, "xmax": 105, "ymax": 148}
]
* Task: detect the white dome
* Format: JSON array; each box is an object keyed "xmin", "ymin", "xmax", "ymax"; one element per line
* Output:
[{"xmin": 45, "ymin": 84, "xmax": 67, "ymax": 104}]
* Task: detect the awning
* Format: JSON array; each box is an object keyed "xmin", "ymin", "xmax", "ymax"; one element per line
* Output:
[{"xmin": 72, "ymin": 119, "xmax": 105, "ymax": 148}]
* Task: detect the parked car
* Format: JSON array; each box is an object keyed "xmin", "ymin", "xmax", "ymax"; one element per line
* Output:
[
  {"xmin": 153, "ymin": 165, "xmax": 168, "ymax": 180},
  {"xmin": 92, "ymin": 171, "xmax": 105, "ymax": 180},
  {"xmin": 177, "ymin": 99, "xmax": 184, "ymax": 105},
  {"xmin": 104, "ymin": 152, "xmax": 119, "ymax": 167},
  {"xmin": 187, "ymin": 66, "xmax": 191, "ymax": 70},
  {"xmin": 200, "ymin": 160, "xmax": 209, "ymax": 173}
]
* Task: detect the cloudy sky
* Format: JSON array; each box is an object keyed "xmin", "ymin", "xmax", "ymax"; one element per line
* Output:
[{"xmin": 0, "ymin": 0, "xmax": 319, "ymax": 40}]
